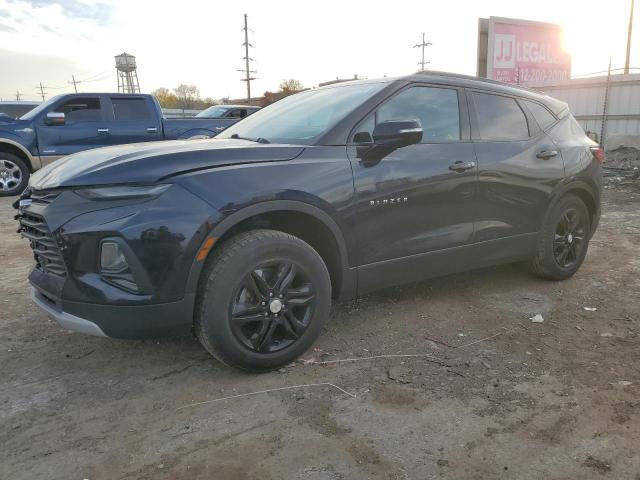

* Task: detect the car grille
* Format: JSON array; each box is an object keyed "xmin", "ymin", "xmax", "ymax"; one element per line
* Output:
[{"xmin": 17, "ymin": 211, "xmax": 66, "ymax": 277}]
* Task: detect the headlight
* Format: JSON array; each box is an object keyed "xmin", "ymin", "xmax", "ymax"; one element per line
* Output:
[{"xmin": 75, "ymin": 184, "xmax": 170, "ymax": 201}]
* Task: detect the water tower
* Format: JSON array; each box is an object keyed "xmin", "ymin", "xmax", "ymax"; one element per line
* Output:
[{"xmin": 115, "ymin": 52, "xmax": 140, "ymax": 93}]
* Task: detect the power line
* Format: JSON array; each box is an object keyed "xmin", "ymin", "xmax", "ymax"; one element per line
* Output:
[
  {"xmin": 238, "ymin": 13, "xmax": 257, "ymax": 104},
  {"xmin": 572, "ymin": 66, "xmax": 640, "ymax": 77},
  {"xmin": 80, "ymin": 72, "xmax": 111, "ymax": 83},
  {"xmin": 414, "ymin": 32, "xmax": 432, "ymax": 71},
  {"xmin": 79, "ymin": 69, "xmax": 109, "ymax": 82}
]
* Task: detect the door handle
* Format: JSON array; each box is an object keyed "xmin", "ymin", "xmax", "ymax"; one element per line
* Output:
[
  {"xmin": 97, "ymin": 128, "xmax": 109, "ymax": 135},
  {"xmin": 449, "ymin": 161, "xmax": 476, "ymax": 172},
  {"xmin": 536, "ymin": 149, "xmax": 558, "ymax": 160},
  {"xmin": 215, "ymin": 126, "xmax": 226, "ymax": 131},
  {"xmin": 146, "ymin": 127, "xmax": 158, "ymax": 133}
]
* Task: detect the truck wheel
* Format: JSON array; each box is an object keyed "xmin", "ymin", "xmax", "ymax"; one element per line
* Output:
[
  {"xmin": 0, "ymin": 153, "xmax": 29, "ymax": 197},
  {"xmin": 195, "ymin": 229, "xmax": 332, "ymax": 372},
  {"xmin": 526, "ymin": 194, "xmax": 591, "ymax": 280}
]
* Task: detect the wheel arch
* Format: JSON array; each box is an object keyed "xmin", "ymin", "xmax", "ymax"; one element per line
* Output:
[
  {"xmin": 0, "ymin": 140, "xmax": 38, "ymax": 171},
  {"xmin": 177, "ymin": 128, "xmax": 217, "ymax": 140},
  {"xmin": 185, "ymin": 200, "xmax": 356, "ymax": 303},
  {"xmin": 547, "ymin": 180, "xmax": 600, "ymax": 237}
]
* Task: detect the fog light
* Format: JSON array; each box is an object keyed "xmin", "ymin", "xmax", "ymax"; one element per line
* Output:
[{"xmin": 100, "ymin": 241, "xmax": 128, "ymax": 273}]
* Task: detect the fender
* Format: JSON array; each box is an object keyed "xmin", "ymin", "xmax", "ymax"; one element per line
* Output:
[
  {"xmin": 545, "ymin": 178, "xmax": 600, "ymax": 236},
  {"xmin": 0, "ymin": 138, "xmax": 41, "ymax": 170},
  {"xmin": 184, "ymin": 199, "xmax": 356, "ymax": 300},
  {"xmin": 177, "ymin": 128, "xmax": 218, "ymax": 140}
]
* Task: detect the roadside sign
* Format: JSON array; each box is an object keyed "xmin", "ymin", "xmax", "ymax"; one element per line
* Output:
[{"xmin": 478, "ymin": 17, "xmax": 571, "ymax": 84}]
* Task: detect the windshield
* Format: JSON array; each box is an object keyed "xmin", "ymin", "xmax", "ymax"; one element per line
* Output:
[
  {"xmin": 196, "ymin": 106, "xmax": 230, "ymax": 118},
  {"xmin": 20, "ymin": 95, "xmax": 62, "ymax": 120},
  {"xmin": 217, "ymin": 82, "xmax": 387, "ymax": 145}
]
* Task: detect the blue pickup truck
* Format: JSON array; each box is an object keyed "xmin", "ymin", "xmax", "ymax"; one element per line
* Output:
[{"xmin": 0, "ymin": 93, "xmax": 244, "ymax": 196}]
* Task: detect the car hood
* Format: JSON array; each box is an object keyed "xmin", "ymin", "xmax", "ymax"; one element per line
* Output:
[
  {"xmin": 30, "ymin": 139, "xmax": 305, "ymax": 189},
  {"xmin": 0, "ymin": 118, "xmax": 31, "ymax": 130}
]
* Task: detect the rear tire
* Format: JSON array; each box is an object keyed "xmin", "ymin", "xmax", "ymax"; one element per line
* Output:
[
  {"xmin": 194, "ymin": 229, "xmax": 332, "ymax": 372},
  {"xmin": 527, "ymin": 194, "xmax": 591, "ymax": 280},
  {"xmin": 0, "ymin": 153, "xmax": 29, "ymax": 197}
]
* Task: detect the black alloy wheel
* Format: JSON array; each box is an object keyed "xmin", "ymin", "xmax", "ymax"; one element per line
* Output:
[
  {"xmin": 527, "ymin": 194, "xmax": 591, "ymax": 280},
  {"xmin": 230, "ymin": 261, "xmax": 315, "ymax": 353},
  {"xmin": 195, "ymin": 229, "xmax": 331, "ymax": 372},
  {"xmin": 553, "ymin": 208, "xmax": 586, "ymax": 268}
]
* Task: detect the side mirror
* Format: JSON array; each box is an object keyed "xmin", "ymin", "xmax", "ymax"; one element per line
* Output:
[
  {"xmin": 358, "ymin": 120, "xmax": 422, "ymax": 164},
  {"xmin": 372, "ymin": 120, "xmax": 423, "ymax": 148},
  {"xmin": 45, "ymin": 112, "xmax": 65, "ymax": 126}
]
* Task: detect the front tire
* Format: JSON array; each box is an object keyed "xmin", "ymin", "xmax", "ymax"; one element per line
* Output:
[
  {"xmin": 0, "ymin": 153, "xmax": 29, "ymax": 197},
  {"xmin": 527, "ymin": 194, "xmax": 591, "ymax": 280},
  {"xmin": 195, "ymin": 229, "xmax": 332, "ymax": 372}
]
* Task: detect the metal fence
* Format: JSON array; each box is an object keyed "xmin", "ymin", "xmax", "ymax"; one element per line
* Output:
[
  {"xmin": 162, "ymin": 108, "xmax": 203, "ymax": 118},
  {"xmin": 528, "ymin": 73, "xmax": 640, "ymax": 149}
]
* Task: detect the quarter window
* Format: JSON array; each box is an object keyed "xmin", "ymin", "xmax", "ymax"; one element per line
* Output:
[
  {"xmin": 473, "ymin": 92, "xmax": 529, "ymax": 141},
  {"xmin": 111, "ymin": 98, "xmax": 152, "ymax": 121},
  {"xmin": 523, "ymin": 100, "xmax": 557, "ymax": 130}
]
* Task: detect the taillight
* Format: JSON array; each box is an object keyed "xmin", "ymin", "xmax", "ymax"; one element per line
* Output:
[{"xmin": 590, "ymin": 147, "xmax": 605, "ymax": 164}]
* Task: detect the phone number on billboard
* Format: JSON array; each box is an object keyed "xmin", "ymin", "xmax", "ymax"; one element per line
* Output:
[{"xmin": 518, "ymin": 68, "xmax": 569, "ymax": 82}]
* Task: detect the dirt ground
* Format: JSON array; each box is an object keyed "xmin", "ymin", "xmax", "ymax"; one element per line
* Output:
[{"xmin": 1, "ymin": 187, "xmax": 639, "ymax": 480}]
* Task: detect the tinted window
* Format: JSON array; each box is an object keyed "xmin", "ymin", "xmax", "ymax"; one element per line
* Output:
[
  {"xmin": 523, "ymin": 100, "xmax": 556, "ymax": 130},
  {"xmin": 377, "ymin": 87, "xmax": 460, "ymax": 142},
  {"xmin": 196, "ymin": 106, "xmax": 229, "ymax": 118},
  {"xmin": 226, "ymin": 109, "xmax": 247, "ymax": 118},
  {"xmin": 111, "ymin": 98, "xmax": 152, "ymax": 121},
  {"xmin": 473, "ymin": 92, "xmax": 529, "ymax": 140},
  {"xmin": 55, "ymin": 97, "xmax": 102, "ymax": 123}
]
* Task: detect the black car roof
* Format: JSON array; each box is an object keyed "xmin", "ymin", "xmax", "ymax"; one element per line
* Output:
[{"xmin": 319, "ymin": 71, "xmax": 568, "ymax": 115}]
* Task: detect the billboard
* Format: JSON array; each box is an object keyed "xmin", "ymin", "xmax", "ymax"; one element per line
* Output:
[{"xmin": 477, "ymin": 17, "xmax": 571, "ymax": 84}]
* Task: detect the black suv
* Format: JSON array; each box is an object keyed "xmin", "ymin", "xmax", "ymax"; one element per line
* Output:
[{"xmin": 16, "ymin": 72, "xmax": 603, "ymax": 371}]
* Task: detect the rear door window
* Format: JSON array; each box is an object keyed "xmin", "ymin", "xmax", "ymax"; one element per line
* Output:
[
  {"xmin": 111, "ymin": 97, "xmax": 152, "ymax": 121},
  {"xmin": 472, "ymin": 92, "xmax": 529, "ymax": 141},
  {"xmin": 523, "ymin": 100, "xmax": 557, "ymax": 130}
]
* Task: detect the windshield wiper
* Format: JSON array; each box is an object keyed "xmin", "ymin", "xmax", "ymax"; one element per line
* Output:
[{"xmin": 230, "ymin": 133, "xmax": 270, "ymax": 144}]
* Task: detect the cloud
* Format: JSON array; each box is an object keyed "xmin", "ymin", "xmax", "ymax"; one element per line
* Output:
[
  {"xmin": 0, "ymin": 22, "xmax": 15, "ymax": 31},
  {"xmin": 0, "ymin": 8, "xmax": 10, "ymax": 16},
  {"xmin": 0, "ymin": 48, "xmax": 84, "ymax": 101},
  {"xmin": 22, "ymin": 0, "xmax": 112, "ymax": 25}
]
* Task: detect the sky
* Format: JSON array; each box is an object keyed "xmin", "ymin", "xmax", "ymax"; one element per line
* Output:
[{"xmin": 0, "ymin": 0, "xmax": 638, "ymax": 102}]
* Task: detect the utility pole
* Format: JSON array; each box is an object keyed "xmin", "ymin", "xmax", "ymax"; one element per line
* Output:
[
  {"xmin": 624, "ymin": 0, "xmax": 635, "ymax": 74},
  {"xmin": 70, "ymin": 74, "xmax": 79, "ymax": 93},
  {"xmin": 15, "ymin": 90, "xmax": 22, "ymax": 101},
  {"xmin": 238, "ymin": 13, "xmax": 257, "ymax": 104},
  {"xmin": 37, "ymin": 82, "xmax": 47, "ymax": 102},
  {"xmin": 414, "ymin": 33, "xmax": 432, "ymax": 71},
  {"xmin": 600, "ymin": 57, "xmax": 612, "ymax": 148}
]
